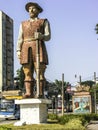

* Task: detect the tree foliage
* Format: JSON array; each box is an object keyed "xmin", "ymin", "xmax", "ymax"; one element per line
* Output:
[
  {"xmin": 54, "ymin": 79, "xmax": 68, "ymax": 94},
  {"xmin": 80, "ymin": 80, "xmax": 95, "ymax": 87},
  {"xmin": 95, "ymin": 23, "xmax": 98, "ymax": 34},
  {"xmin": 16, "ymin": 66, "xmax": 25, "ymax": 90},
  {"xmin": 47, "ymin": 79, "xmax": 70, "ymax": 98}
]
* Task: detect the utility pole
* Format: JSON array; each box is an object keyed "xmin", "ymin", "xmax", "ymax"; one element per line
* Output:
[
  {"xmin": 62, "ymin": 73, "xmax": 64, "ymax": 116},
  {"xmin": 94, "ymin": 72, "xmax": 97, "ymax": 113},
  {"xmin": 79, "ymin": 75, "xmax": 81, "ymax": 85}
]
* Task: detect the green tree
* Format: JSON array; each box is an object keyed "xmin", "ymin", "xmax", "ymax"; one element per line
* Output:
[
  {"xmin": 95, "ymin": 23, "xmax": 98, "ymax": 34},
  {"xmin": 80, "ymin": 80, "xmax": 95, "ymax": 87},
  {"xmin": 47, "ymin": 80, "xmax": 58, "ymax": 98},
  {"xmin": 16, "ymin": 66, "xmax": 25, "ymax": 90},
  {"xmin": 54, "ymin": 79, "xmax": 68, "ymax": 94},
  {"xmin": 47, "ymin": 80, "xmax": 69, "ymax": 98}
]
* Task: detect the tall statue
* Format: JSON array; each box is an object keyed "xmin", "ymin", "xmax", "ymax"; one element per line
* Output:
[{"xmin": 17, "ymin": 2, "xmax": 51, "ymax": 98}]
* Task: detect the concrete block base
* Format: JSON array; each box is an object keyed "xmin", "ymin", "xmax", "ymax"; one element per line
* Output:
[{"xmin": 14, "ymin": 99, "xmax": 51, "ymax": 125}]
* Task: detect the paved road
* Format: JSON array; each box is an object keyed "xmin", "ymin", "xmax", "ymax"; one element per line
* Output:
[
  {"xmin": 86, "ymin": 121, "xmax": 98, "ymax": 130},
  {"xmin": 0, "ymin": 119, "xmax": 17, "ymax": 125},
  {"xmin": 87, "ymin": 124, "xmax": 98, "ymax": 130}
]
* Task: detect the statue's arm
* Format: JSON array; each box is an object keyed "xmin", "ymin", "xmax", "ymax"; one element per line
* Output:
[
  {"xmin": 16, "ymin": 23, "xmax": 23, "ymax": 59},
  {"xmin": 43, "ymin": 19, "xmax": 51, "ymax": 41},
  {"xmin": 17, "ymin": 23, "xmax": 23, "ymax": 51},
  {"xmin": 34, "ymin": 19, "xmax": 51, "ymax": 41}
]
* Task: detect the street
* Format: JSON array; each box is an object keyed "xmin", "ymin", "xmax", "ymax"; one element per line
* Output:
[
  {"xmin": 86, "ymin": 121, "xmax": 98, "ymax": 130},
  {"xmin": 0, "ymin": 118, "xmax": 18, "ymax": 125},
  {"xmin": 87, "ymin": 124, "xmax": 98, "ymax": 130}
]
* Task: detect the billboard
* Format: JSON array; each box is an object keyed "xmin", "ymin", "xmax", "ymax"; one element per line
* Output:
[{"xmin": 73, "ymin": 95, "xmax": 91, "ymax": 113}]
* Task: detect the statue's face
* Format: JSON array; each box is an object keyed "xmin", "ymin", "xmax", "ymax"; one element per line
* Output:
[{"xmin": 28, "ymin": 5, "xmax": 39, "ymax": 18}]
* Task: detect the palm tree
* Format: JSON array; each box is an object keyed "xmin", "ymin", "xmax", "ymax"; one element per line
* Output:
[{"xmin": 55, "ymin": 79, "xmax": 68, "ymax": 94}]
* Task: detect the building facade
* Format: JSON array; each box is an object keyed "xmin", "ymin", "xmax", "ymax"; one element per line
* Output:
[{"xmin": 0, "ymin": 11, "xmax": 14, "ymax": 91}]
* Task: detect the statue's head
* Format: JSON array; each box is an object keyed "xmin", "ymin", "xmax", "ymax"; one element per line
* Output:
[{"xmin": 25, "ymin": 2, "xmax": 43, "ymax": 13}]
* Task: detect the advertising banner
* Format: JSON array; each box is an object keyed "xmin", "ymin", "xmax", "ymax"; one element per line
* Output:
[{"xmin": 73, "ymin": 95, "xmax": 91, "ymax": 113}]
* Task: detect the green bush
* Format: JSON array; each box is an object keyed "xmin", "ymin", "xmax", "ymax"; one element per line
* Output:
[
  {"xmin": 58, "ymin": 114, "xmax": 87, "ymax": 130},
  {"xmin": 48, "ymin": 113, "xmax": 58, "ymax": 120},
  {"xmin": 64, "ymin": 118, "xmax": 86, "ymax": 130},
  {"xmin": 58, "ymin": 115, "xmax": 70, "ymax": 124},
  {"xmin": 1, "ymin": 113, "xmax": 98, "ymax": 130},
  {"xmin": 57, "ymin": 113, "xmax": 98, "ymax": 127},
  {"xmin": 81, "ymin": 113, "xmax": 98, "ymax": 124},
  {"xmin": 0, "ymin": 126, "xmax": 11, "ymax": 130}
]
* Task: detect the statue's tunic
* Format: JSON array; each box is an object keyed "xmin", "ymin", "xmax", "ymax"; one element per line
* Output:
[{"xmin": 20, "ymin": 19, "xmax": 48, "ymax": 65}]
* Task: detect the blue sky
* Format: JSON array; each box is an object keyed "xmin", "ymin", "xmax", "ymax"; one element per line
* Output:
[{"xmin": 0, "ymin": 0, "xmax": 98, "ymax": 84}]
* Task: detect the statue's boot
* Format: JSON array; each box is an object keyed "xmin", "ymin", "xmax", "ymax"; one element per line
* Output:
[
  {"xmin": 39, "ymin": 80, "xmax": 45, "ymax": 98},
  {"xmin": 23, "ymin": 81, "xmax": 34, "ymax": 98}
]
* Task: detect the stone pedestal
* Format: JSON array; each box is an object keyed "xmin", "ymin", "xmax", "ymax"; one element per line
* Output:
[{"xmin": 14, "ymin": 99, "xmax": 51, "ymax": 125}]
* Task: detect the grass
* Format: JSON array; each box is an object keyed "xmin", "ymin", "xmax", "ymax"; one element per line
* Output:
[
  {"xmin": 1, "ymin": 113, "xmax": 96, "ymax": 130},
  {"xmin": 0, "ymin": 123, "xmax": 69, "ymax": 130},
  {"xmin": 0, "ymin": 119, "xmax": 86, "ymax": 130}
]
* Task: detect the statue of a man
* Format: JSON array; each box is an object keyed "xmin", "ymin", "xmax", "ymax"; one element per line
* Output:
[{"xmin": 17, "ymin": 2, "xmax": 51, "ymax": 98}]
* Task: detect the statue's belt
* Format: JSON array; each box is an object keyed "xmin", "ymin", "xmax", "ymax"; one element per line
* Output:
[{"xmin": 24, "ymin": 38, "xmax": 36, "ymax": 42}]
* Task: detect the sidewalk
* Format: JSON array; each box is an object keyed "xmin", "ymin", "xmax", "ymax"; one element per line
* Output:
[{"xmin": 86, "ymin": 121, "xmax": 98, "ymax": 130}]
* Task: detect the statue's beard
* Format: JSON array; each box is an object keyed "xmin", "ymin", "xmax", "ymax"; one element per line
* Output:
[{"xmin": 30, "ymin": 13, "xmax": 38, "ymax": 18}]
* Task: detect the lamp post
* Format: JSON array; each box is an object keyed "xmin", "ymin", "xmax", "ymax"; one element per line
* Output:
[
  {"xmin": 62, "ymin": 73, "xmax": 64, "ymax": 116},
  {"xmin": 94, "ymin": 72, "xmax": 97, "ymax": 113}
]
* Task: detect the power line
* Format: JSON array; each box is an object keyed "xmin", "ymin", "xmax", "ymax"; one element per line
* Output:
[{"xmin": 47, "ymin": 73, "xmax": 98, "ymax": 86}]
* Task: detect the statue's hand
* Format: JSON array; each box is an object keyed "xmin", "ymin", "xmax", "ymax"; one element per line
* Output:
[
  {"xmin": 17, "ymin": 51, "xmax": 21, "ymax": 60},
  {"xmin": 34, "ymin": 32, "xmax": 44, "ymax": 40}
]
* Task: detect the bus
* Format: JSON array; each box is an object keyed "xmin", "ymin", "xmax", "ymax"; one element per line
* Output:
[{"xmin": 0, "ymin": 95, "xmax": 22, "ymax": 120}]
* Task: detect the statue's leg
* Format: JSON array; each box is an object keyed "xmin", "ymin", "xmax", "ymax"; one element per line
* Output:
[
  {"xmin": 39, "ymin": 80, "xmax": 46, "ymax": 98},
  {"xmin": 23, "ymin": 81, "xmax": 34, "ymax": 98},
  {"xmin": 34, "ymin": 62, "xmax": 46, "ymax": 98},
  {"xmin": 22, "ymin": 63, "xmax": 34, "ymax": 98}
]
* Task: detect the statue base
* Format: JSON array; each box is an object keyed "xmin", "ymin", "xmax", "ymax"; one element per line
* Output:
[{"xmin": 14, "ymin": 99, "xmax": 51, "ymax": 126}]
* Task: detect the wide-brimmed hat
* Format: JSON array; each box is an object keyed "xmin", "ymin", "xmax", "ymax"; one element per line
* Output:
[{"xmin": 25, "ymin": 2, "xmax": 43, "ymax": 13}]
